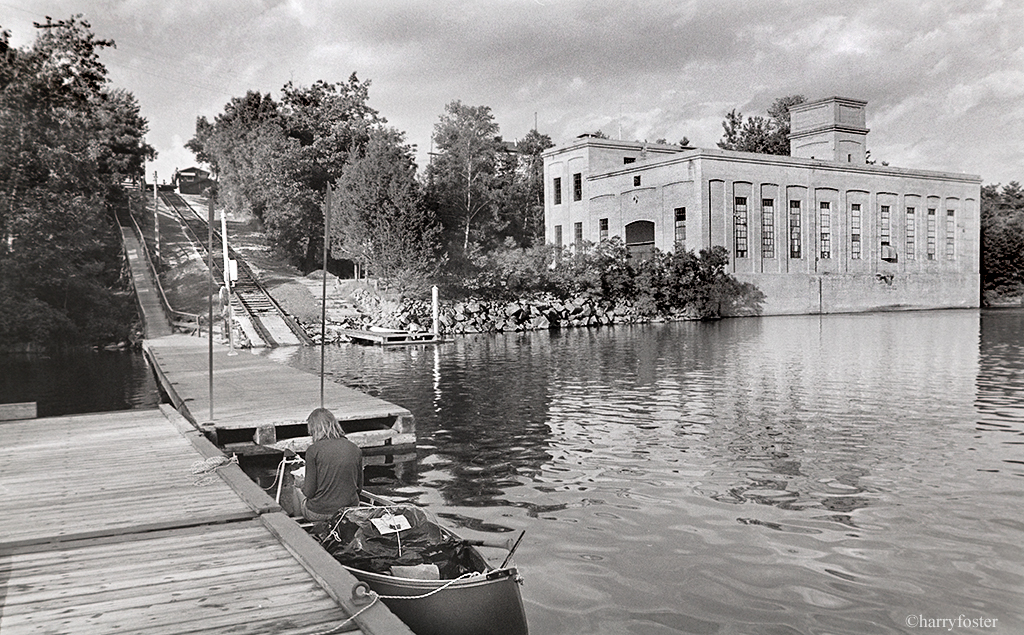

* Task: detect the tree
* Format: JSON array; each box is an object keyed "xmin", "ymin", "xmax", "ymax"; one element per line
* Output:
[
  {"xmin": 426, "ymin": 101, "xmax": 505, "ymax": 254},
  {"xmin": 718, "ymin": 95, "xmax": 805, "ymax": 155},
  {"xmin": 187, "ymin": 75, "xmax": 381, "ymax": 271},
  {"xmin": 331, "ymin": 127, "xmax": 442, "ymax": 295},
  {"xmin": 0, "ymin": 16, "xmax": 153, "ymax": 348},
  {"xmin": 981, "ymin": 181, "xmax": 1024, "ymax": 301}
]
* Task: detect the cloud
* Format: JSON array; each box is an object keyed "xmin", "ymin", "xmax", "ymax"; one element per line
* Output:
[{"xmin": 2, "ymin": 0, "xmax": 1021, "ymax": 183}]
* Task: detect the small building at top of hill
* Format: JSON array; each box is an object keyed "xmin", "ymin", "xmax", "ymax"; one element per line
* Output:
[
  {"xmin": 174, "ymin": 167, "xmax": 214, "ymax": 195},
  {"xmin": 542, "ymin": 96, "xmax": 981, "ymax": 316}
]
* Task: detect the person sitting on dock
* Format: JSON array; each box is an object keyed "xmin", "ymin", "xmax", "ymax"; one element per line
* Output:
[{"xmin": 291, "ymin": 408, "xmax": 363, "ymax": 521}]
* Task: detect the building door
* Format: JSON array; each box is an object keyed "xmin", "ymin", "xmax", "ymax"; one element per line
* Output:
[{"xmin": 625, "ymin": 220, "xmax": 656, "ymax": 261}]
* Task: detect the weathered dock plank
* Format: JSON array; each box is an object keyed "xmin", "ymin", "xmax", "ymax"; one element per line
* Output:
[
  {"xmin": 0, "ymin": 408, "xmax": 415, "ymax": 635},
  {"xmin": 0, "ymin": 401, "xmax": 36, "ymax": 421},
  {"xmin": 143, "ymin": 335, "xmax": 415, "ymax": 454}
]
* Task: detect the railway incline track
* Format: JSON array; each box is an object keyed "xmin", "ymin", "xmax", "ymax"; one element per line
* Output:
[{"xmin": 159, "ymin": 192, "xmax": 312, "ymax": 347}]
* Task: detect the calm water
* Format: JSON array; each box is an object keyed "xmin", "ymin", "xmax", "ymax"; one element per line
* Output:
[
  {"xmin": 273, "ymin": 309, "xmax": 1024, "ymax": 635},
  {"xmin": 0, "ymin": 349, "xmax": 160, "ymax": 417},
  {"xmin": 6, "ymin": 311, "xmax": 1021, "ymax": 633}
]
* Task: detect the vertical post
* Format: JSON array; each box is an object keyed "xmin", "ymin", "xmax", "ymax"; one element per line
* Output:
[
  {"xmin": 320, "ymin": 184, "xmax": 331, "ymax": 409},
  {"xmin": 432, "ymin": 285, "xmax": 439, "ymax": 337},
  {"xmin": 221, "ymin": 210, "xmax": 235, "ymax": 353},
  {"xmin": 207, "ymin": 197, "xmax": 215, "ymax": 422},
  {"xmin": 153, "ymin": 171, "xmax": 160, "ymax": 263}
]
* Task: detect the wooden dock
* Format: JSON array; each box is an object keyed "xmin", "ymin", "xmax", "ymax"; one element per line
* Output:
[
  {"xmin": 0, "ymin": 405, "xmax": 414, "ymax": 635},
  {"xmin": 343, "ymin": 329, "xmax": 445, "ymax": 347},
  {"xmin": 144, "ymin": 335, "xmax": 415, "ymax": 458}
]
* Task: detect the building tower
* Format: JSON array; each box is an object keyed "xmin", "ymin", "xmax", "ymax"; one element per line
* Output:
[{"xmin": 788, "ymin": 96, "xmax": 869, "ymax": 163}]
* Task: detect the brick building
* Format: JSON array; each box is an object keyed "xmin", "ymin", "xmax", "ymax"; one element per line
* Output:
[{"xmin": 542, "ymin": 97, "xmax": 981, "ymax": 315}]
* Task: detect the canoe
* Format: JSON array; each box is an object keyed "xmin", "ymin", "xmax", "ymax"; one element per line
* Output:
[{"xmin": 311, "ymin": 492, "xmax": 529, "ymax": 635}]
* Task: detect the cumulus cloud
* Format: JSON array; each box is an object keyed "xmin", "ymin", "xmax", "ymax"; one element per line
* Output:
[{"xmin": 1, "ymin": 0, "xmax": 1020, "ymax": 182}]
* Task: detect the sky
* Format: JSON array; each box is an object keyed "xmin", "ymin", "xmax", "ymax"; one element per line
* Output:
[{"xmin": 2, "ymin": 0, "xmax": 1022, "ymax": 186}]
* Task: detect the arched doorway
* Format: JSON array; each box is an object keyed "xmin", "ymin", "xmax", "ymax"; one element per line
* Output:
[{"xmin": 625, "ymin": 220, "xmax": 655, "ymax": 261}]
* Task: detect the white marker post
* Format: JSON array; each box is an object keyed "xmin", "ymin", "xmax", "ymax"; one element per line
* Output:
[{"xmin": 221, "ymin": 209, "xmax": 236, "ymax": 354}]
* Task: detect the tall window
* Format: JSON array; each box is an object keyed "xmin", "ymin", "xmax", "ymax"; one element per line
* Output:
[
  {"xmin": 946, "ymin": 210, "xmax": 955, "ymax": 259},
  {"xmin": 850, "ymin": 203, "xmax": 862, "ymax": 260},
  {"xmin": 572, "ymin": 173, "xmax": 582, "ymax": 201},
  {"xmin": 926, "ymin": 209, "xmax": 936, "ymax": 260},
  {"xmin": 734, "ymin": 197, "xmax": 748, "ymax": 258},
  {"xmin": 789, "ymin": 200, "xmax": 801, "ymax": 259},
  {"xmin": 553, "ymin": 177, "xmax": 562, "ymax": 205},
  {"xmin": 633, "ymin": 175, "xmax": 642, "ymax": 187},
  {"xmin": 599, "ymin": 218, "xmax": 609, "ymax": 241},
  {"xmin": 819, "ymin": 201, "xmax": 831, "ymax": 259},
  {"xmin": 674, "ymin": 207, "xmax": 686, "ymax": 247},
  {"xmin": 761, "ymin": 199, "xmax": 775, "ymax": 258},
  {"xmin": 906, "ymin": 207, "xmax": 916, "ymax": 260},
  {"xmin": 554, "ymin": 224, "xmax": 562, "ymax": 248},
  {"xmin": 880, "ymin": 205, "xmax": 891, "ymax": 246}
]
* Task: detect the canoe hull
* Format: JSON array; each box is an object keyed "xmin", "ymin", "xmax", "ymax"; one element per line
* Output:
[{"xmin": 346, "ymin": 565, "xmax": 529, "ymax": 635}]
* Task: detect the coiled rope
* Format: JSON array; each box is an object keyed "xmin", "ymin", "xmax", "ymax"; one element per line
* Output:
[{"xmin": 189, "ymin": 455, "xmax": 238, "ymax": 486}]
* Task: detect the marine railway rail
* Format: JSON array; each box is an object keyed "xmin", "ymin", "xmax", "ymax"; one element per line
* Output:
[{"xmin": 159, "ymin": 191, "xmax": 313, "ymax": 347}]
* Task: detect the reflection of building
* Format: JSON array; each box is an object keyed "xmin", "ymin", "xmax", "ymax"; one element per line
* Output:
[{"xmin": 542, "ymin": 97, "xmax": 981, "ymax": 315}]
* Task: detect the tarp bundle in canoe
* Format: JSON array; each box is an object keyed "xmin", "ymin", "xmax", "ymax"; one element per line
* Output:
[{"xmin": 313, "ymin": 505, "xmax": 473, "ymax": 577}]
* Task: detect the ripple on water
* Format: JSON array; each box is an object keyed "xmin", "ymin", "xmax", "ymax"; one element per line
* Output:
[{"xmin": 276, "ymin": 310, "xmax": 1024, "ymax": 634}]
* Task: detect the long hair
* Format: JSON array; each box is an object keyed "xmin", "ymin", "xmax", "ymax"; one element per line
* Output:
[{"xmin": 307, "ymin": 408, "xmax": 344, "ymax": 442}]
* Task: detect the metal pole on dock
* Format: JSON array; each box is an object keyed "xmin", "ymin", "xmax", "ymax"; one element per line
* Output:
[
  {"xmin": 208, "ymin": 197, "xmax": 215, "ymax": 422},
  {"xmin": 153, "ymin": 171, "xmax": 160, "ymax": 263},
  {"xmin": 320, "ymin": 185, "xmax": 331, "ymax": 409}
]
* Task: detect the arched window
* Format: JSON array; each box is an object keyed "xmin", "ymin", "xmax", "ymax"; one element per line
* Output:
[{"xmin": 625, "ymin": 220, "xmax": 655, "ymax": 261}]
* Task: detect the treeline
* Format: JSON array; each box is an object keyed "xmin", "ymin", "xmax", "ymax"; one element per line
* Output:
[
  {"xmin": 189, "ymin": 77, "xmax": 768, "ymax": 318},
  {"xmin": 0, "ymin": 17, "xmax": 154, "ymax": 350},
  {"xmin": 188, "ymin": 90, "xmax": 550, "ymax": 295},
  {"xmin": 981, "ymin": 182, "xmax": 1024, "ymax": 302}
]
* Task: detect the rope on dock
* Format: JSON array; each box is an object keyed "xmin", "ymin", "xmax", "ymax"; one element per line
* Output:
[
  {"xmin": 189, "ymin": 455, "xmax": 238, "ymax": 486},
  {"xmin": 309, "ymin": 573, "xmax": 481, "ymax": 635},
  {"xmin": 310, "ymin": 595, "xmax": 379, "ymax": 635}
]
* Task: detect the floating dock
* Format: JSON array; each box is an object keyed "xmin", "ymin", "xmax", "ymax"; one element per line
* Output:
[
  {"xmin": 144, "ymin": 335, "xmax": 416, "ymax": 459},
  {"xmin": 0, "ymin": 405, "xmax": 413, "ymax": 635},
  {"xmin": 343, "ymin": 328, "xmax": 445, "ymax": 347}
]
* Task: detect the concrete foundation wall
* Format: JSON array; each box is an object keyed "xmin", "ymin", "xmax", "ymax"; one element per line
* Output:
[{"xmin": 735, "ymin": 272, "xmax": 981, "ymax": 315}]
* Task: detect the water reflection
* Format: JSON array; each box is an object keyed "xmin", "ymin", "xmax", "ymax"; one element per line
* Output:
[
  {"xmin": 0, "ymin": 349, "xmax": 160, "ymax": 417},
  {"xmin": 276, "ymin": 310, "xmax": 1023, "ymax": 634}
]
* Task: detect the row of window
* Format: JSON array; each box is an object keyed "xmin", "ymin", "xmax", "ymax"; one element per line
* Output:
[
  {"xmin": 552, "ymin": 173, "xmax": 644, "ymax": 206},
  {"xmin": 552, "ymin": 174, "xmax": 584, "ymax": 205},
  {"xmin": 731, "ymin": 197, "xmax": 956, "ymax": 261},
  {"xmin": 552, "ymin": 198, "xmax": 956, "ymax": 263}
]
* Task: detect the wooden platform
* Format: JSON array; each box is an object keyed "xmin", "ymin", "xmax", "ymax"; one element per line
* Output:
[
  {"xmin": 144, "ymin": 335, "xmax": 415, "ymax": 456},
  {"xmin": 343, "ymin": 329, "xmax": 445, "ymax": 347},
  {"xmin": 0, "ymin": 406, "xmax": 414, "ymax": 635}
]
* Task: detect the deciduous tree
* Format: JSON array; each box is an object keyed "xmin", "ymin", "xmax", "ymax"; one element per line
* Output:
[
  {"xmin": 0, "ymin": 16, "xmax": 153, "ymax": 348},
  {"xmin": 718, "ymin": 95, "xmax": 805, "ymax": 155},
  {"xmin": 426, "ymin": 101, "xmax": 505, "ymax": 254},
  {"xmin": 331, "ymin": 127, "xmax": 442, "ymax": 295}
]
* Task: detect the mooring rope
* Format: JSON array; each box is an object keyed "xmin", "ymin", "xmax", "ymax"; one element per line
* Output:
[
  {"xmin": 309, "ymin": 595, "xmax": 380, "ymax": 635},
  {"xmin": 373, "ymin": 572, "xmax": 481, "ymax": 600},
  {"xmin": 189, "ymin": 455, "xmax": 238, "ymax": 486}
]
